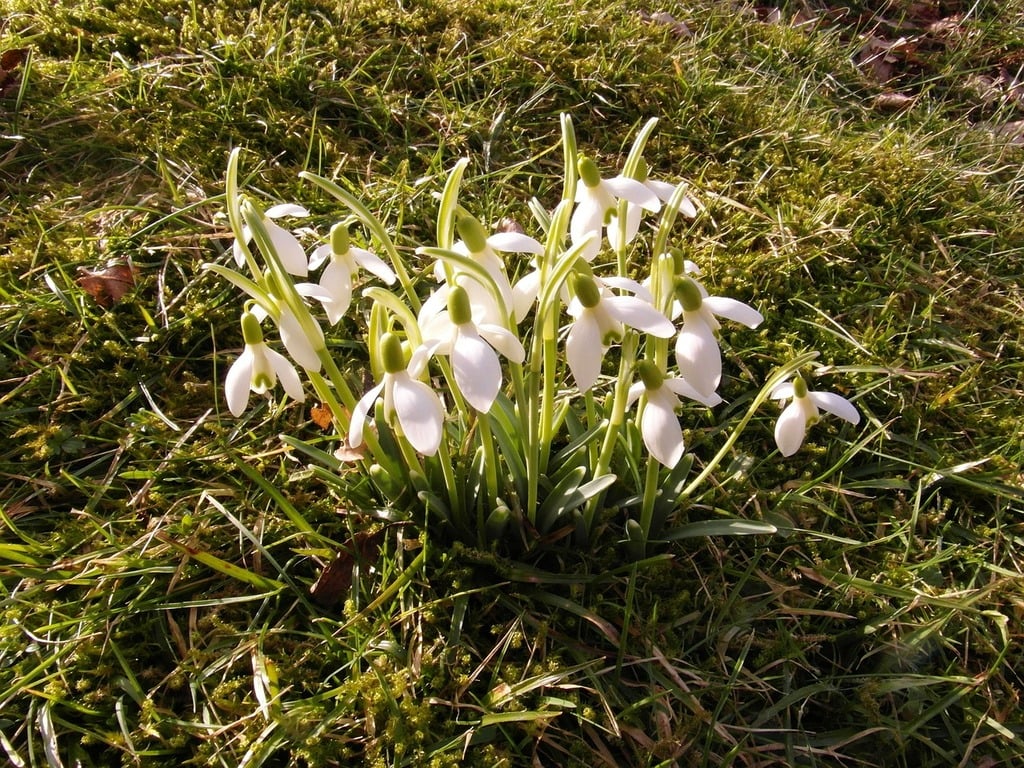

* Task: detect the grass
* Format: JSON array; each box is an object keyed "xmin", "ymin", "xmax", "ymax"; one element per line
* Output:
[{"xmin": 2, "ymin": 0, "xmax": 1024, "ymax": 765}]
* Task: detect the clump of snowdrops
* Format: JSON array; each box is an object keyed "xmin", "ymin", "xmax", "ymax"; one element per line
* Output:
[{"xmin": 207, "ymin": 116, "xmax": 861, "ymax": 557}]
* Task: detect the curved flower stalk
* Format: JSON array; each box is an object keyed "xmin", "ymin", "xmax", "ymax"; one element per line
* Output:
[
  {"xmin": 349, "ymin": 333, "xmax": 446, "ymax": 456},
  {"xmin": 418, "ymin": 284, "xmax": 525, "ymax": 413},
  {"xmin": 306, "ymin": 223, "xmax": 396, "ymax": 324},
  {"xmin": 628, "ymin": 360, "xmax": 722, "ymax": 467},
  {"xmin": 232, "ymin": 203, "xmax": 310, "ymax": 277},
  {"xmin": 565, "ymin": 273, "xmax": 675, "ymax": 392},
  {"xmin": 570, "ymin": 155, "xmax": 661, "ymax": 260},
  {"xmin": 673, "ymin": 277, "xmax": 764, "ymax": 397},
  {"xmin": 772, "ymin": 374, "xmax": 860, "ymax": 456},
  {"xmin": 225, "ymin": 309, "xmax": 305, "ymax": 417}
]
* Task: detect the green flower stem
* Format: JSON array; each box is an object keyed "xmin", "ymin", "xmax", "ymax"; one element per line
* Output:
[
  {"xmin": 225, "ymin": 149, "xmax": 263, "ymax": 281},
  {"xmin": 680, "ymin": 351, "xmax": 820, "ymax": 500},
  {"xmin": 583, "ymin": 333, "xmax": 639, "ymax": 536},
  {"xmin": 477, "ymin": 413, "xmax": 499, "ymax": 526}
]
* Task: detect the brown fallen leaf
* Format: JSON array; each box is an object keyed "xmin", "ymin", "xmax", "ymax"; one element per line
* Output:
[
  {"xmin": 638, "ymin": 10, "xmax": 692, "ymax": 39},
  {"xmin": 310, "ymin": 402, "xmax": 334, "ymax": 430},
  {"xmin": 76, "ymin": 261, "xmax": 138, "ymax": 307},
  {"xmin": 0, "ymin": 48, "xmax": 28, "ymax": 98},
  {"xmin": 309, "ymin": 530, "xmax": 384, "ymax": 607},
  {"xmin": 873, "ymin": 92, "xmax": 916, "ymax": 112}
]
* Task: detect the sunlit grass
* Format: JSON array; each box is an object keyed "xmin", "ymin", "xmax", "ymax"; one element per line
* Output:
[{"xmin": 1, "ymin": 0, "xmax": 1023, "ymax": 765}]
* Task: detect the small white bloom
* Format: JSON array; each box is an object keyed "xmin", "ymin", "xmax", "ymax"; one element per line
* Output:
[
  {"xmin": 349, "ymin": 335, "xmax": 445, "ymax": 456},
  {"xmin": 628, "ymin": 361, "xmax": 723, "ymax": 467},
  {"xmin": 418, "ymin": 284, "xmax": 525, "ymax": 413},
  {"xmin": 571, "ymin": 156, "xmax": 661, "ymax": 260},
  {"xmin": 233, "ymin": 203, "xmax": 310, "ymax": 277},
  {"xmin": 771, "ymin": 375, "xmax": 860, "ymax": 457},
  {"xmin": 674, "ymin": 278, "xmax": 763, "ymax": 397},
  {"xmin": 565, "ymin": 274, "xmax": 675, "ymax": 392},
  {"xmin": 225, "ymin": 311, "xmax": 305, "ymax": 417},
  {"xmin": 609, "ymin": 171, "xmax": 698, "ymax": 248},
  {"xmin": 434, "ymin": 216, "xmax": 544, "ymax": 327},
  {"xmin": 308, "ymin": 224, "xmax": 396, "ymax": 324}
]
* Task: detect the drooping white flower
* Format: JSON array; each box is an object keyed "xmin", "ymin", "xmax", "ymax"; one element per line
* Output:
[
  {"xmin": 418, "ymin": 284, "xmax": 525, "ymax": 413},
  {"xmin": 673, "ymin": 277, "xmax": 763, "ymax": 397},
  {"xmin": 433, "ymin": 215, "xmax": 544, "ymax": 327},
  {"xmin": 233, "ymin": 203, "xmax": 310, "ymax": 277},
  {"xmin": 570, "ymin": 156, "xmax": 661, "ymax": 260},
  {"xmin": 307, "ymin": 223, "xmax": 396, "ymax": 324},
  {"xmin": 627, "ymin": 360, "xmax": 723, "ymax": 467},
  {"xmin": 349, "ymin": 333, "xmax": 445, "ymax": 456},
  {"xmin": 771, "ymin": 375, "xmax": 860, "ymax": 457},
  {"xmin": 565, "ymin": 273, "xmax": 675, "ymax": 392},
  {"xmin": 608, "ymin": 161, "xmax": 698, "ymax": 247},
  {"xmin": 225, "ymin": 310, "xmax": 305, "ymax": 417}
]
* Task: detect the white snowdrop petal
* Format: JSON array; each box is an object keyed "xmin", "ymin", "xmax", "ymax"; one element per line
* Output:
[
  {"xmin": 702, "ymin": 296, "xmax": 763, "ymax": 329},
  {"xmin": 307, "ymin": 243, "xmax": 332, "ymax": 271},
  {"xmin": 352, "ymin": 248, "xmax": 397, "ymax": 284},
  {"xmin": 604, "ymin": 176, "xmax": 660, "ymax": 211},
  {"xmin": 607, "ymin": 296, "xmax": 675, "ymax": 337},
  {"xmin": 566, "ymin": 313, "xmax": 603, "ymax": 392},
  {"xmin": 278, "ymin": 310, "xmax": 323, "ymax": 371},
  {"xmin": 392, "ymin": 375, "xmax": 445, "ymax": 455},
  {"xmin": 225, "ymin": 348, "xmax": 255, "ymax": 417},
  {"xmin": 675, "ymin": 319, "xmax": 721, "ymax": 397},
  {"xmin": 771, "ymin": 382, "xmax": 795, "ymax": 400},
  {"xmin": 642, "ymin": 389, "xmax": 685, "ymax": 467},
  {"xmin": 478, "ymin": 324, "xmax": 525, "ymax": 364},
  {"xmin": 453, "ymin": 329, "xmax": 502, "ymax": 412},
  {"xmin": 349, "ymin": 382, "xmax": 384, "ymax": 448},
  {"xmin": 265, "ymin": 203, "xmax": 309, "ymax": 219},
  {"xmin": 774, "ymin": 401, "xmax": 808, "ymax": 457},
  {"xmin": 512, "ymin": 269, "xmax": 541, "ymax": 323},
  {"xmin": 486, "ymin": 232, "xmax": 544, "ymax": 255},
  {"xmin": 810, "ymin": 391, "xmax": 860, "ymax": 425},
  {"xmin": 266, "ymin": 348, "xmax": 305, "ymax": 403},
  {"xmin": 663, "ymin": 377, "xmax": 723, "ymax": 408},
  {"xmin": 266, "ymin": 221, "xmax": 309, "ymax": 277}
]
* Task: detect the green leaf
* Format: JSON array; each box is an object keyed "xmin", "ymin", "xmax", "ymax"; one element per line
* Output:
[{"xmin": 660, "ymin": 519, "xmax": 777, "ymax": 540}]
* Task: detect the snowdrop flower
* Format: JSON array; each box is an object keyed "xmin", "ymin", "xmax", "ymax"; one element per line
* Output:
[
  {"xmin": 565, "ymin": 273, "xmax": 675, "ymax": 392},
  {"xmin": 418, "ymin": 284, "xmax": 525, "ymax": 413},
  {"xmin": 571, "ymin": 155, "xmax": 661, "ymax": 260},
  {"xmin": 608, "ymin": 160, "xmax": 698, "ymax": 247},
  {"xmin": 307, "ymin": 223, "xmax": 396, "ymax": 324},
  {"xmin": 674, "ymin": 277, "xmax": 763, "ymax": 397},
  {"xmin": 225, "ymin": 310, "xmax": 304, "ymax": 417},
  {"xmin": 771, "ymin": 374, "xmax": 860, "ymax": 457},
  {"xmin": 349, "ymin": 333, "xmax": 446, "ymax": 456},
  {"xmin": 434, "ymin": 215, "xmax": 543, "ymax": 327},
  {"xmin": 233, "ymin": 203, "xmax": 310, "ymax": 277},
  {"xmin": 628, "ymin": 360, "xmax": 723, "ymax": 467}
]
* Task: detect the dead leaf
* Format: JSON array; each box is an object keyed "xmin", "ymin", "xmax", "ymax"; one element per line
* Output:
[
  {"xmin": 0, "ymin": 47, "xmax": 28, "ymax": 98},
  {"xmin": 333, "ymin": 439, "xmax": 366, "ymax": 463},
  {"xmin": 309, "ymin": 530, "xmax": 383, "ymax": 607},
  {"xmin": 873, "ymin": 92, "xmax": 916, "ymax": 112},
  {"xmin": 75, "ymin": 261, "xmax": 137, "ymax": 307},
  {"xmin": 310, "ymin": 402, "xmax": 334, "ymax": 430},
  {"xmin": 639, "ymin": 10, "xmax": 692, "ymax": 39}
]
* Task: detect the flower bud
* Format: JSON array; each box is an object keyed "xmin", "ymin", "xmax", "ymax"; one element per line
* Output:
[
  {"xmin": 330, "ymin": 223, "xmax": 350, "ymax": 256},
  {"xmin": 380, "ymin": 332, "xmax": 406, "ymax": 374},
  {"xmin": 793, "ymin": 375, "xmax": 808, "ymax": 399},
  {"xmin": 447, "ymin": 284, "xmax": 473, "ymax": 325},
  {"xmin": 578, "ymin": 155, "xmax": 602, "ymax": 188},
  {"xmin": 573, "ymin": 274, "xmax": 602, "ymax": 309},
  {"xmin": 455, "ymin": 215, "xmax": 489, "ymax": 254},
  {"xmin": 636, "ymin": 359, "xmax": 665, "ymax": 390},
  {"xmin": 240, "ymin": 310, "xmax": 264, "ymax": 345},
  {"xmin": 675, "ymin": 276, "xmax": 703, "ymax": 312}
]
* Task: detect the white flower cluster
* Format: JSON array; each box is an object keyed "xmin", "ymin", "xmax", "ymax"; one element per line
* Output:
[{"xmin": 218, "ymin": 120, "xmax": 860, "ymax": 485}]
